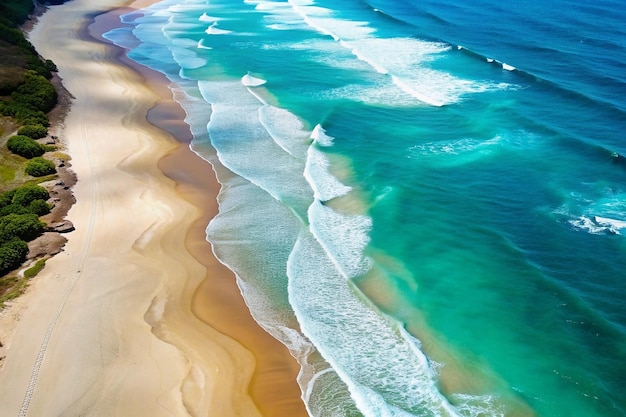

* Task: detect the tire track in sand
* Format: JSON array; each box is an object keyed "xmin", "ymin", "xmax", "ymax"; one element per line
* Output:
[{"xmin": 17, "ymin": 67, "xmax": 99, "ymax": 417}]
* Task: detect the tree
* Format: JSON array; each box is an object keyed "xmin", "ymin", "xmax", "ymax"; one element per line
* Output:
[
  {"xmin": 0, "ymin": 213, "xmax": 45, "ymax": 244},
  {"xmin": 0, "ymin": 240, "xmax": 29, "ymax": 276}
]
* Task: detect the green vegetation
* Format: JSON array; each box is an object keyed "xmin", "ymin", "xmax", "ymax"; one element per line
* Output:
[
  {"xmin": 9, "ymin": 184, "xmax": 49, "ymax": 206},
  {"xmin": 0, "ymin": 256, "xmax": 47, "ymax": 306},
  {"xmin": 0, "ymin": 71, "xmax": 57, "ymax": 125},
  {"xmin": 10, "ymin": 71, "xmax": 57, "ymax": 113},
  {"xmin": 27, "ymin": 199, "xmax": 52, "ymax": 216},
  {"xmin": 25, "ymin": 157, "xmax": 56, "ymax": 177},
  {"xmin": 7, "ymin": 134, "xmax": 46, "ymax": 158},
  {"xmin": 0, "ymin": 0, "xmax": 35, "ymax": 25},
  {"xmin": 0, "ymin": 1, "xmax": 68, "ymax": 303},
  {"xmin": 0, "ymin": 239, "xmax": 29, "ymax": 275},
  {"xmin": 0, "ymin": 213, "xmax": 45, "ymax": 244},
  {"xmin": 24, "ymin": 258, "xmax": 45, "ymax": 278},
  {"xmin": 0, "ymin": 184, "xmax": 51, "ymax": 300},
  {"xmin": 0, "ymin": 184, "xmax": 49, "ymax": 276},
  {"xmin": 0, "ymin": 274, "xmax": 27, "ymax": 307},
  {"xmin": 0, "ymin": 1, "xmax": 59, "ymax": 130},
  {"xmin": 17, "ymin": 123, "xmax": 47, "ymax": 139}
]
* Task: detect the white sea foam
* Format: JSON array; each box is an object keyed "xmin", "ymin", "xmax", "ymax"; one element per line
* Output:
[
  {"xmin": 199, "ymin": 12, "xmax": 220, "ymax": 22},
  {"xmin": 163, "ymin": 20, "xmax": 207, "ymax": 35},
  {"xmin": 120, "ymin": 9, "xmax": 144, "ymax": 24},
  {"xmin": 167, "ymin": 2, "xmax": 213, "ymax": 14},
  {"xmin": 408, "ymin": 136, "xmax": 503, "ymax": 165},
  {"xmin": 256, "ymin": 0, "xmax": 310, "ymax": 30},
  {"xmin": 258, "ymin": 105, "xmax": 311, "ymax": 158},
  {"xmin": 198, "ymin": 79, "xmax": 313, "ymax": 215},
  {"xmin": 555, "ymin": 187, "xmax": 626, "ymax": 236},
  {"xmin": 451, "ymin": 394, "xmax": 506, "ymax": 417},
  {"xmin": 196, "ymin": 39, "xmax": 212, "ymax": 50},
  {"xmin": 101, "ymin": 27, "xmax": 135, "ymax": 48},
  {"xmin": 567, "ymin": 215, "xmax": 626, "ymax": 235},
  {"xmin": 205, "ymin": 22, "xmax": 232, "ymax": 35},
  {"xmin": 311, "ymin": 124, "xmax": 334, "ymax": 147},
  {"xmin": 287, "ymin": 231, "xmax": 468, "ymax": 416},
  {"xmin": 568, "ymin": 216, "xmax": 615, "ymax": 235},
  {"xmin": 288, "ymin": 0, "xmax": 374, "ymax": 40},
  {"xmin": 594, "ymin": 216, "xmax": 626, "ymax": 231},
  {"xmin": 308, "ymin": 200, "xmax": 372, "ymax": 279},
  {"xmin": 502, "ymin": 62, "xmax": 516, "ymax": 71},
  {"xmin": 304, "ymin": 147, "xmax": 352, "ymax": 202},
  {"xmin": 285, "ymin": 0, "xmax": 506, "ymax": 106},
  {"xmin": 241, "ymin": 73, "xmax": 267, "ymax": 87},
  {"xmin": 171, "ymin": 47, "xmax": 206, "ymax": 69}
]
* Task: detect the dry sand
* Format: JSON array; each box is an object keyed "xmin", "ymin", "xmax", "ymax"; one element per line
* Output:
[{"xmin": 0, "ymin": 0, "xmax": 308, "ymax": 415}]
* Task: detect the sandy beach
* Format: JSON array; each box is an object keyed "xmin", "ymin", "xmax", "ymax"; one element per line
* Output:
[{"xmin": 0, "ymin": 0, "xmax": 308, "ymax": 416}]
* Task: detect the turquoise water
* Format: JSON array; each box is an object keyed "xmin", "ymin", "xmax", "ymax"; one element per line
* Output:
[{"xmin": 105, "ymin": 0, "xmax": 626, "ymax": 415}]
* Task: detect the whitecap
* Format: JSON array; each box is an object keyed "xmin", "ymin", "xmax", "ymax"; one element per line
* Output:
[
  {"xmin": 593, "ymin": 216, "xmax": 626, "ymax": 234},
  {"xmin": 568, "ymin": 216, "xmax": 617, "ymax": 235},
  {"xmin": 205, "ymin": 22, "xmax": 231, "ymax": 35},
  {"xmin": 241, "ymin": 73, "xmax": 267, "ymax": 87},
  {"xmin": 310, "ymin": 124, "xmax": 335, "ymax": 147},
  {"xmin": 502, "ymin": 62, "xmax": 516, "ymax": 71},
  {"xmin": 197, "ymin": 39, "xmax": 212, "ymax": 50},
  {"xmin": 199, "ymin": 12, "xmax": 220, "ymax": 22}
]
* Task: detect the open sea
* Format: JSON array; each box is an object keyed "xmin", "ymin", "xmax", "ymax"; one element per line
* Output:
[{"xmin": 104, "ymin": 0, "xmax": 626, "ymax": 415}]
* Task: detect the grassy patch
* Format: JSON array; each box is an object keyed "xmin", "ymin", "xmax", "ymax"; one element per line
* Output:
[
  {"xmin": 0, "ymin": 260, "xmax": 46, "ymax": 309},
  {"xmin": 0, "ymin": 274, "xmax": 28, "ymax": 308},
  {"xmin": 24, "ymin": 258, "xmax": 45, "ymax": 278},
  {"xmin": 0, "ymin": 146, "xmax": 29, "ymax": 191},
  {"xmin": 52, "ymin": 151, "xmax": 70, "ymax": 161}
]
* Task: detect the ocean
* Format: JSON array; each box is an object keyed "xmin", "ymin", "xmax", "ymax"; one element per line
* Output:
[{"xmin": 103, "ymin": 0, "xmax": 626, "ymax": 415}]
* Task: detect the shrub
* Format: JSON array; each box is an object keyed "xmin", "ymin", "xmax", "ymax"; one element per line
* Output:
[
  {"xmin": 17, "ymin": 110, "xmax": 49, "ymax": 127},
  {"xmin": 25, "ymin": 157, "xmax": 56, "ymax": 177},
  {"xmin": 17, "ymin": 124, "xmax": 47, "ymax": 139},
  {"xmin": 0, "ymin": 240, "xmax": 29, "ymax": 276},
  {"xmin": 0, "ymin": 189, "xmax": 17, "ymax": 209},
  {"xmin": 0, "ymin": 204, "xmax": 30, "ymax": 216},
  {"xmin": 28, "ymin": 199, "xmax": 52, "ymax": 216},
  {"xmin": 0, "ymin": 0, "xmax": 34, "ymax": 25},
  {"xmin": 11, "ymin": 184, "xmax": 49, "ymax": 206},
  {"xmin": 12, "ymin": 72, "xmax": 57, "ymax": 113},
  {"xmin": 0, "ymin": 213, "xmax": 44, "ymax": 244},
  {"xmin": 7, "ymin": 135, "xmax": 46, "ymax": 158},
  {"xmin": 44, "ymin": 59, "xmax": 57, "ymax": 72}
]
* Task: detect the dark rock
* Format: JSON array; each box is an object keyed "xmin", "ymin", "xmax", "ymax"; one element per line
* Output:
[{"xmin": 47, "ymin": 220, "xmax": 75, "ymax": 233}]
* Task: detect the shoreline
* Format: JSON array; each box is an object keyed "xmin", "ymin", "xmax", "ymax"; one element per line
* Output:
[
  {"xmin": 0, "ymin": 0, "xmax": 308, "ymax": 415},
  {"xmin": 89, "ymin": 5, "xmax": 308, "ymax": 415}
]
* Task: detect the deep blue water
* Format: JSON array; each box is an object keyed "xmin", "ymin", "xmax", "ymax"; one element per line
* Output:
[{"xmin": 105, "ymin": 0, "xmax": 626, "ymax": 415}]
